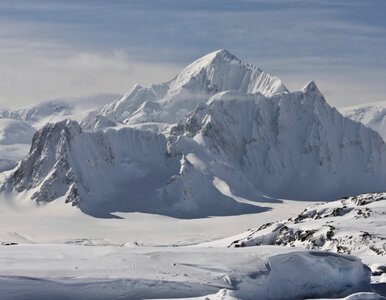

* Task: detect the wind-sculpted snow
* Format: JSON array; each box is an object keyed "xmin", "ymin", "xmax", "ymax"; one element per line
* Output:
[
  {"xmin": 0, "ymin": 245, "xmax": 375, "ymax": 300},
  {"xmin": 229, "ymin": 193, "xmax": 386, "ymax": 259},
  {"xmin": 2, "ymin": 50, "xmax": 386, "ymax": 217}
]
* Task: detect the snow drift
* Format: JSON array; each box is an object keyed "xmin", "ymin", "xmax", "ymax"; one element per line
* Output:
[{"xmin": 0, "ymin": 245, "xmax": 374, "ymax": 300}]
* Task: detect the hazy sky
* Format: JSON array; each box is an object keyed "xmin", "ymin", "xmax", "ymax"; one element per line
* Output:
[{"xmin": 0, "ymin": 0, "xmax": 385, "ymax": 108}]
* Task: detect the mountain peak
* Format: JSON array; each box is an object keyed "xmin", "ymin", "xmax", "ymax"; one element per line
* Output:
[
  {"xmin": 98, "ymin": 50, "xmax": 289, "ymax": 125},
  {"xmin": 176, "ymin": 49, "xmax": 244, "ymax": 81},
  {"xmin": 169, "ymin": 49, "xmax": 288, "ymax": 98},
  {"xmin": 200, "ymin": 49, "xmax": 240, "ymax": 64},
  {"xmin": 302, "ymin": 80, "xmax": 319, "ymax": 93}
]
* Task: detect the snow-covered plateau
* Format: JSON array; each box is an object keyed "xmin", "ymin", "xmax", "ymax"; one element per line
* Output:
[{"xmin": 1, "ymin": 50, "xmax": 386, "ymax": 299}]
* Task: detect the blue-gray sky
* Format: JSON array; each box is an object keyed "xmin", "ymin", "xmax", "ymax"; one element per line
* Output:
[{"xmin": 0, "ymin": 0, "xmax": 385, "ymax": 108}]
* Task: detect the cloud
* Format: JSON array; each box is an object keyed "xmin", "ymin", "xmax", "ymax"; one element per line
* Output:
[
  {"xmin": 0, "ymin": 42, "xmax": 180, "ymax": 108},
  {"xmin": 0, "ymin": 0, "xmax": 385, "ymax": 108}
]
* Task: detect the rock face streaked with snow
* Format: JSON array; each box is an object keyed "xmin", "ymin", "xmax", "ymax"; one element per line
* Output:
[
  {"xmin": 229, "ymin": 193, "xmax": 386, "ymax": 259},
  {"xmin": 340, "ymin": 101, "xmax": 386, "ymax": 141},
  {"xmin": 2, "ymin": 50, "xmax": 386, "ymax": 217}
]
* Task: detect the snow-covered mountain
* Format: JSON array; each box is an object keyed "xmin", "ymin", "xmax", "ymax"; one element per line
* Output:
[
  {"xmin": 0, "ymin": 93, "xmax": 120, "ymax": 128},
  {"xmin": 229, "ymin": 192, "xmax": 386, "ymax": 260},
  {"xmin": 0, "ymin": 100, "xmax": 74, "ymax": 124},
  {"xmin": 340, "ymin": 101, "xmax": 386, "ymax": 141},
  {"xmin": 2, "ymin": 50, "xmax": 386, "ymax": 217},
  {"xmin": 170, "ymin": 82, "xmax": 386, "ymax": 200},
  {"xmin": 82, "ymin": 50, "xmax": 287, "ymax": 129},
  {"xmin": 0, "ymin": 94, "xmax": 120, "ymax": 172}
]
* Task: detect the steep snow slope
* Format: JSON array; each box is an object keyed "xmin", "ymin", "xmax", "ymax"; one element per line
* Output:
[
  {"xmin": 3, "ymin": 85, "xmax": 386, "ymax": 216},
  {"xmin": 169, "ymin": 82, "xmax": 386, "ymax": 200},
  {"xmin": 2, "ymin": 50, "xmax": 386, "ymax": 216},
  {"xmin": 1, "ymin": 119, "xmax": 261, "ymax": 217},
  {"xmin": 228, "ymin": 193, "xmax": 386, "ymax": 260},
  {"xmin": 84, "ymin": 50, "xmax": 288, "ymax": 128},
  {"xmin": 340, "ymin": 101, "xmax": 386, "ymax": 141}
]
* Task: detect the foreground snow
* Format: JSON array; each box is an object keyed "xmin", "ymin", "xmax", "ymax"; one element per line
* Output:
[
  {"xmin": 0, "ymin": 195, "xmax": 311, "ymax": 246},
  {"xmin": 0, "ymin": 244, "xmax": 375, "ymax": 300},
  {"xmin": 180, "ymin": 291, "xmax": 385, "ymax": 300},
  {"xmin": 0, "ymin": 196, "xmax": 384, "ymax": 299},
  {"xmin": 227, "ymin": 193, "xmax": 386, "ymax": 259},
  {"xmin": 202, "ymin": 192, "xmax": 386, "ymax": 294}
]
